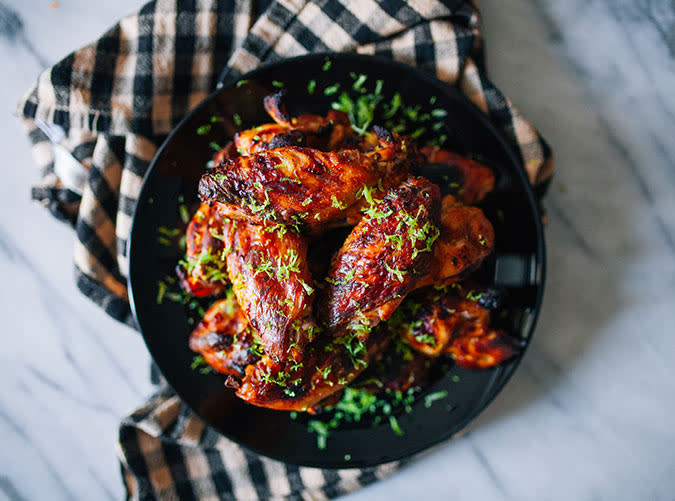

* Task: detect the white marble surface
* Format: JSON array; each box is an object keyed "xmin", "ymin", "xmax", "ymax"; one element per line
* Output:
[{"xmin": 1, "ymin": 0, "xmax": 674, "ymax": 500}]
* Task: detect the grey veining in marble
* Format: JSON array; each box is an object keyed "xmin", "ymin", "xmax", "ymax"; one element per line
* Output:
[{"xmin": 1, "ymin": 0, "xmax": 674, "ymax": 500}]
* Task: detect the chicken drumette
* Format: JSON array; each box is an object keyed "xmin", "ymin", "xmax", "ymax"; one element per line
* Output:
[
  {"xmin": 177, "ymin": 203, "xmax": 229, "ymax": 297},
  {"xmin": 396, "ymin": 285, "xmax": 523, "ymax": 369},
  {"xmin": 221, "ymin": 219, "xmax": 317, "ymax": 362},
  {"xmin": 421, "ymin": 147, "xmax": 495, "ymax": 204},
  {"xmin": 198, "ymin": 131, "xmax": 419, "ymax": 233},
  {"xmin": 188, "ymin": 293, "xmax": 259, "ymax": 377}
]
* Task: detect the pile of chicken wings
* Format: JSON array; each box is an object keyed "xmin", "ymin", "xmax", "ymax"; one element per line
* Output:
[{"xmin": 179, "ymin": 91, "xmax": 522, "ymax": 412}]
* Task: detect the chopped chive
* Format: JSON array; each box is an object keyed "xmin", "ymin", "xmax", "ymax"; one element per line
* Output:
[
  {"xmin": 209, "ymin": 141, "xmax": 223, "ymax": 151},
  {"xmin": 431, "ymin": 108, "xmax": 448, "ymax": 118},
  {"xmin": 196, "ymin": 124, "xmax": 211, "ymax": 135},
  {"xmin": 233, "ymin": 113, "xmax": 242, "ymax": 126},
  {"xmin": 389, "ymin": 415, "xmax": 404, "ymax": 436},
  {"xmin": 322, "ymin": 58, "xmax": 332, "ymax": 71},
  {"xmin": 352, "ymin": 74, "xmax": 367, "ymax": 92},
  {"xmin": 374, "ymin": 79, "xmax": 383, "ymax": 95},
  {"xmin": 179, "ymin": 204, "xmax": 190, "ymax": 224},
  {"xmin": 411, "ymin": 127, "xmax": 426, "ymax": 139},
  {"xmin": 236, "ymin": 79, "xmax": 249, "ymax": 87},
  {"xmin": 307, "ymin": 79, "xmax": 316, "ymax": 94},
  {"xmin": 383, "ymin": 92, "xmax": 402, "ymax": 119},
  {"xmin": 156, "ymin": 281, "xmax": 166, "ymax": 304},
  {"xmin": 424, "ymin": 391, "xmax": 448, "ymax": 408},
  {"xmin": 210, "ymin": 115, "xmax": 224, "ymax": 123},
  {"xmin": 272, "ymin": 80, "xmax": 284, "ymax": 88},
  {"xmin": 429, "ymin": 95, "xmax": 437, "ymax": 105},
  {"xmin": 324, "ymin": 83, "xmax": 340, "ymax": 96}
]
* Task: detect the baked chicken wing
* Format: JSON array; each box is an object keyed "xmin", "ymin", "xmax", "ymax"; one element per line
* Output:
[
  {"xmin": 318, "ymin": 176, "xmax": 441, "ymax": 328},
  {"xmin": 188, "ymin": 293, "xmax": 260, "ymax": 377},
  {"xmin": 177, "ymin": 203, "xmax": 229, "ymax": 297},
  {"xmin": 421, "ymin": 147, "xmax": 495, "ymax": 204},
  {"xmin": 397, "ymin": 285, "xmax": 523, "ymax": 369},
  {"xmin": 233, "ymin": 91, "xmax": 356, "ymax": 156},
  {"xmin": 222, "ymin": 219, "xmax": 317, "ymax": 362},
  {"xmin": 234, "ymin": 324, "xmax": 392, "ymax": 412},
  {"xmin": 417, "ymin": 195, "xmax": 495, "ymax": 288},
  {"xmin": 198, "ymin": 133, "xmax": 416, "ymax": 233}
]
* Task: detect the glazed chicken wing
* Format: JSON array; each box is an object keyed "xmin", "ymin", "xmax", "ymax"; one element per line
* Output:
[
  {"xmin": 188, "ymin": 293, "xmax": 260, "ymax": 377},
  {"xmin": 397, "ymin": 286, "xmax": 523, "ymax": 369},
  {"xmin": 421, "ymin": 147, "xmax": 495, "ymax": 204},
  {"xmin": 318, "ymin": 176, "xmax": 441, "ymax": 328},
  {"xmin": 234, "ymin": 323, "xmax": 392, "ymax": 411},
  {"xmin": 177, "ymin": 203, "xmax": 229, "ymax": 297},
  {"xmin": 198, "ymin": 133, "xmax": 416, "ymax": 233},
  {"xmin": 417, "ymin": 195, "xmax": 495, "ymax": 288},
  {"xmin": 233, "ymin": 91, "xmax": 356, "ymax": 156},
  {"xmin": 222, "ymin": 220, "xmax": 317, "ymax": 362}
]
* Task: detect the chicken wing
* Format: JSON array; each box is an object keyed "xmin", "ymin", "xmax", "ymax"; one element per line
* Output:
[
  {"xmin": 397, "ymin": 285, "xmax": 523, "ymax": 369},
  {"xmin": 421, "ymin": 147, "xmax": 495, "ymax": 204},
  {"xmin": 318, "ymin": 176, "xmax": 441, "ymax": 328},
  {"xmin": 188, "ymin": 293, "xmax": 260, "ymax": 377},
  {"xmin": 416, "ymin": 195, "xmax": 495, "ymax": 288},
  {"xmin": 232, "ymin": 91, "xmax": 355, "ymax": 156},
  {"xmin": 198, "ymin": 133, "xmax": 416, "ymax": 232},
  {"xmin": 234, "ymin": 324, "xmax": 392, "ymax": 411},
  {"xmin": 221, "ymin": 219, "xmax": 317, "ymax": 362},
  {"xmin": 177, "ymin": 203, "xmax": 229, "ymax": 297}
]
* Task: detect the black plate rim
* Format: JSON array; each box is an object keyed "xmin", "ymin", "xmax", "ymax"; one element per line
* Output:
[{"xmin": 127, "ymin": 52, "xmax": 546, "ymax": 468}]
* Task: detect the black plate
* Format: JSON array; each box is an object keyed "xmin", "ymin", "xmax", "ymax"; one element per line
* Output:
[{"xmin": 128, "ymin": 53, "xmax": 545, "ymax": 468}]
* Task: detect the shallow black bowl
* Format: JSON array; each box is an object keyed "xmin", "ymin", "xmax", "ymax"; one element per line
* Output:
[{"xmin": 128, "ymin": 53, "xmax": 545, "ymax": 468}]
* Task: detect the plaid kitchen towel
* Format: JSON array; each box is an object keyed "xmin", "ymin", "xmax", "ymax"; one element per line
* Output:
[{"xmin": 17, "ymin": 0, "xmax": 553, "ymax": 499}]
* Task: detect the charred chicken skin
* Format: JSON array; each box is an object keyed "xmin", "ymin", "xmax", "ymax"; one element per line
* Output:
[
  {"xmin": 421, "ymin": 147, "xmax": 496, "ymax": 204},
  {"xmin": 177, "ymin": 203, "xmax": 229, "ymax": 297},
  {"xmin": 397, "ymin": 286, "xmax": 523, "ymax": 369},
  {"xmin": 183, "ymin": 95, "xmax": 512, "ymax": 413}
]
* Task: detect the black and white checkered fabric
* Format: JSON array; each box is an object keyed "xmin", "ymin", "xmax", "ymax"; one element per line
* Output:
[{"xmin": 18, "ymin": 0, "xmax": 553, "ymax": 498}]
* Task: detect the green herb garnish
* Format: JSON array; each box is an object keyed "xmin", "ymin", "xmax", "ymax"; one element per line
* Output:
[
  {"xmin": 324, "ymin": 83, "xmax": 340, "ymax": 96},
  {"xmin": 424, "ymin": 391, "xmax": 448, "ymax": 408},
  {"xmin": 196, "ymin": 124, "xmax": 211, "ymax": 135}
]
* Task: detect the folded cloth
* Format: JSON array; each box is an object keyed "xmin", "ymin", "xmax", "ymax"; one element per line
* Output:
[{"xmin": 17, "ymin": 0, "xmax": 553, "ymax": 499}]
